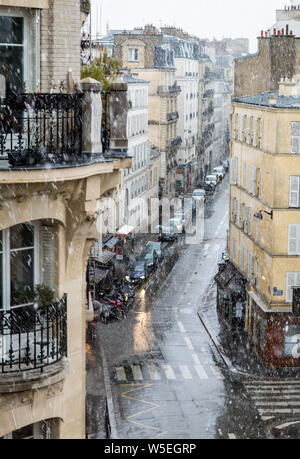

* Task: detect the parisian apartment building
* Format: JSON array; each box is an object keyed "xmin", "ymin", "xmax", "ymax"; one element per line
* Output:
[{"xmin": 0, "ymin": 0, "xmax": 131, "ymax": 439}]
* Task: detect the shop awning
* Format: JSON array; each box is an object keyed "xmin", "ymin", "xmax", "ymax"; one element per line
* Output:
[
  {"xmin": 115, "ymin": 225, "xmax": 135, "ymax": 237},
  {"xmin": 94, "ymin": 267, "xmax": 110, "ymax": 283},
  {"xmin": 103, "ymin": 237, "xmax": 119, "ymax": 250},
  {"xmin": 214, "ymin": 262, "xmax": 237, "ymax": 289},
  {"xmin": 98, "ymin": 251, "xmax": 116, "ymax": 265}
]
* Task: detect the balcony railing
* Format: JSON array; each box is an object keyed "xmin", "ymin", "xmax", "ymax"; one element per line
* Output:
[
  {"xmin": 167, "ymin": 111, "xmax": 179, "ymax": 122},
  {"xmin": 0, "ymin": 93, "xmax": 83, "ymax": 168},
  {"xmin": 171, "ymin": 136, "xmax": 182, "ymax": 147},
  {"xmin": 0, "ymin": 296, "xmax": 67, "ymax": 374},
  {"xmin": 157, "ymin": 85, "xmax": 181, "ymax": 96}
]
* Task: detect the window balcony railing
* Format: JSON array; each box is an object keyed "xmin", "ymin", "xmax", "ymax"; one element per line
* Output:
[
  {"xmin": 157, "ymin": 85, "xmax": 181, "ymax": 96},
  {"xmin": 0, "ymin": 296, "xmax": 67, "ymax": 374},
  {"xmin": 171, "ymin": 136, "xmax": 182, "ymax": 147},
  {"xmin": 167, "ymin": 111, "xmax": 179, "ymax": 122},
  {"xmin": 0, "ymin": 93, "xmax": 83, "ymax": 168}
]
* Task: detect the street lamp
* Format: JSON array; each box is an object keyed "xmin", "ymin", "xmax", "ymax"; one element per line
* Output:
[{"xmin": 254, "ymin": 209, "xmax": 273, "ymax": 220}]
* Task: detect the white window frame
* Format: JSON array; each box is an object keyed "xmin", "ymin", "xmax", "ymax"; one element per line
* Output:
[
  {"xmin": 286, "ymin": 272, "xmax": 300, "ymax": 303},
  {"xmin": 291, "ymin": 122, "xmax": 300, "ymax": 154},
  {"xmin": 290, "ymin": 176, "xmax": 300, "ymax": 208},
  {"xmin": 288, "ymin": 224, "xmax": 300, "ymax": 256},
  {"xmin": 0, "ymin": 222, "xmax": 39, "ymax": 311},
  {"xmin": 128, "ymin": 48, "xmax": 139, "ymax": 62}
]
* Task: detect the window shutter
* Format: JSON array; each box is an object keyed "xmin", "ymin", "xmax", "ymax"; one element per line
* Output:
[
  {"xmin": 242, "ymin": 162, "xmax": 247, "ymax": 189},
  {"xmin": 40, "ymin": 226, "xmax": 55, "ymax": 289},
  {"xmin": 259, "ymin": 119, "xmax": 263, "ymax": 149},
  {"xmin": 240, "ymin": 246, "xmax": 245, "ymax": 272},
  {"xmin": 248, "ymin": 207, "xmax": 252, "ymax": 236},
  {"xmin": 244, "ymin": 206, "xmax": 248, "ymax": 233},
  {"xmin": 291, "ymin": 122, "xmax": 300, "ymax": 154},
  {"xmin": 290, "ymin": 176, "xmax": 300, "ymax": 208},
  {"xmin": 258, "ymin": 169, "xmax": 262, "ymax": 199},
  {"xmin": 288, "ymin": 225, "xmax": 298, "ymax": 255},
  {"xmin": 246, "ymin": 116, "xmax": 250, "ymax": 144},
  {"xmin": 253, "ymin": 118, "xmax": 257, "ymax": 147}
]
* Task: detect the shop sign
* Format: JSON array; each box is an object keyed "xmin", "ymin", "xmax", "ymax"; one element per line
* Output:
[{"xmin": 273, "ymin": 288, "xmax": 283, "ymax": 297}]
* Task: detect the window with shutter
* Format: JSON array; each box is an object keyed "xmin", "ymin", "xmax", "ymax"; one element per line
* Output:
[
  {"xmin": 244, "ymin": 206, "xmax": 248, "ymax": 233},
  {"xmin": 40, "ymin": 226, "xmax": 55, "ymax": 290},
  {"xmin": 286, "ymin": 272, "xmax": 300, "ymax": 303},
  {"xmin": 255, "ymin": 260, "xmax": 260, "ymax": 289},
  {"xmin": 253, "ymin": 118, "xmax": 257, "ymax": 147},
  {"xmin": 246, "ymin": 116, "xmax": 250, "ymax": 144},
  {"xmin": 288, "ymin": 224, "xmax": 300, "ymax": 255},
  {"xmin": 248, "ymin": 207, "xmax": 252, "ymax": 236},
  {"xmin": 230, "ymin": 158, "xmax": 238, "ymax": 185},
  {"xmin": 259, "ymin": 118, "xmax": 263, "ymax": 149},
  {"xmin": 240, "ymin": 246, "xmax": 245, "ymax": 272},
  {"xmin": 290, "ymin": 176, "xmax": 300, "ymax": 208},
  {"xmin": 291, "ymin": 122, "xmax": 300, "ymax": 154},
  {"xmin": 239, "ymin": 202, "xmax": 243, "ymax": 228},
  {"xmin": 257, "ymin": 169, "xmax": 262, "ymax": 199},
  {"xmin": 242, "ymin": 162, "xmax": 247, "ymax": 189}
]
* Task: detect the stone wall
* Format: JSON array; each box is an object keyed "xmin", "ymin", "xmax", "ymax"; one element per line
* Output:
[
  {"xmin": 234, "ymin": 37, "xmax": 300, "ymax": 97},
  {"xmin": 40, "ymin": 0, "xmax": 81, "ymax": 92},
  {"xmin": 114, "ymin": 33, "xmax": 163, "ymax": 69}
]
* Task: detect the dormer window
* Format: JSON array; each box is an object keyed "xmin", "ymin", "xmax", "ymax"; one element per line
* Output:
[{"xmin": 128, "ymin": 48, "xmax": 139, "ymax": 62}]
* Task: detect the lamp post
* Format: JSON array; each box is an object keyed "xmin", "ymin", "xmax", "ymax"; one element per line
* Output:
[{"xmin": 254, "ymin": 209, "xmax": 273, "ymax": 220}]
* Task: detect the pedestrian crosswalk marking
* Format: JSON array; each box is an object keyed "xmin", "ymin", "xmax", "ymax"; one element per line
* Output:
[
  {"xmin": 162, "ymin": 365, "xmax": 176, "ymax": 380},
  {"xmin": 194, "ymin": 365, "xmax": 208, "ymax": 380},
  {"xmin": 184, "ymin": 336, "xmax": 194, "ymax": 351},
  {"xmin": 177, "ymin": 321, "xmax": 186, "ymax": 333},
  {"xmin": 115, "ymin": 367, "xmax": 127, "ymax": 382},
  {"xmin": 147, "ymin": 363, "xmax": 161, "ymax": 381},
  {"xmin": 244, "ymin": 379, "xmax": 300, "ymax": 422},
  {"xmin": 179, "ymin": 365, "xmax": 193, "ymax": 380},
  {"xmin": 131, "ymin": 365, "xmax": 143, "ymax": 381},
  {"xmin": 115, "ymin": 361, "xmax": 225, "ymax": 382}
]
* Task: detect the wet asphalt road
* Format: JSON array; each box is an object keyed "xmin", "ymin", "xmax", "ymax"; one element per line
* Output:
[{"xmin": 95, "ymin": 177, "xmax": 268, "ymax": 439}]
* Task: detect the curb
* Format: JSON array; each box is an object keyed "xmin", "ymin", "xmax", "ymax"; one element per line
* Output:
[
  {"xmin": 197, "ymin": 311, "xmax": 250, "ymax": 382},
  {"xmin": 98, "ymin": 344, "xmax": 120, "ymax": 439}
]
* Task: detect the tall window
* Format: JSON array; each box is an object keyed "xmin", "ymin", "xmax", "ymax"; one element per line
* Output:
[
  {"xmin": 0, "ymin": 223, "xmax": 37, "ymax": 310},
  {"xmin": 288, "ymin": 224, "xmax": 300, "ymax": 256},
  {"xmin": 286, "ymin": 273, "xmax": 300, "ymax": 303},
  {"xmin": 290, "ymin": 176, "xmax": 300, "ymax": 208},
  {"xmin": 0, "ymin": 13, "xmax": 27, "ymax": 95},
  {"xmin": 128, "ymin": 48, "xmax": 139, "ymax": 62},
  {"xmin": 291, "ymin": 122, "xmax": 300, "ymax": 154}
]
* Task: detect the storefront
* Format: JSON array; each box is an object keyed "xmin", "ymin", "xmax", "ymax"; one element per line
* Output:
[
  {"xmin": 215, "ymin": 261, "xmax": 247, "ymax": 331},
  {"xmin": 247, "ymin": 291, "xmax": 300, "ymax": 369}
]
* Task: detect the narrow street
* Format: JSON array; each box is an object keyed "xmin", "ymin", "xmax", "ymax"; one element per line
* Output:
[{"xmin": 91, "ymin": 178, "xmax": 267, "ymax": 440}]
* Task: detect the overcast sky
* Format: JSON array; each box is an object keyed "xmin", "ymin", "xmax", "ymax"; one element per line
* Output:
[{"xmin": 90, "ymin": 0, "xmax": 286, "ymax": 52}]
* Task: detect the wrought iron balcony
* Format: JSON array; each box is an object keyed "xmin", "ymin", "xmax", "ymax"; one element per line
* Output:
[
  {"xmin": 81, "ymin": 0, "xmax": 91, "ymax": 14},
  {"xmin": 157, "ymin": 85, "xmax": 181, "ymax": 96},
  {"xmin": 0, "ymin": 296, "xmax": 67, "ymax": 374},
  {"xmin": 0, "ymin": 93, "xmax": 83, "ymax": 168},
  {"xmin": 167, "ymin": 111, "xmax": 179, "ymax": 122},
  {"xmin": 171, "ymin": 136, "xmax": 182, "ymax": 147}
]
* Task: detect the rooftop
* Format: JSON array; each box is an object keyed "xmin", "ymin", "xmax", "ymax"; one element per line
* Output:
[{"xmin": 232, "ymin": 90, "xmax": 300, "ymax": 109}]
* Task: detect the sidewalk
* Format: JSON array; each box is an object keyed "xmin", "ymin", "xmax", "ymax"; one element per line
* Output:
[{"xmin": 198, "ymin": 280, "xmax": 300, "ymax": 381}]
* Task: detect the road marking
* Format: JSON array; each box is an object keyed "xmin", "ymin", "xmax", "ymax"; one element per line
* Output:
[
  {"xmin": 258, "ymin": 408, "xmax": 292, "ymax": 415},
  {"xmin": 131, "ymin": 365, "xmax": 143, "ymax": 381},
  {"xmin": 184, "ymin": 336, "xmax": 194, "ymax": 351},
  {"xmin": 252, "ymin": 395, "xmax": 300, "ymax": 400},
  {"xmin": 179, "ymin": 365, "xmax": 193, "ymax": 380},
  {"xmin": 274, "ymin": 420, "xmax": 300, "ymax": 431},
  {"xmin": 194, "ymin": 365, "xmax": 208, "ymax": 380},
  {"xmin": 147, "ymin": 363, "xmax": 161, "ymax": 381},
  {"xmin": 177, "ymin": 321, "xmax": 186, "ymax": 333},
  {"xmin": 210, "ymin": 365, "xmax": 224, "ymax": 380},
  {"xmin": 261, "ymin": 416, "xmax": 275, "ymax": 422},
  {"xmin": 115, "ymin": 367, "xmax": 127, "ymax": 382},
  {"xmin": 192, "ymin": 354, "xmax": 201, "ymax": 365},
  {"xmin": 203, "ymin": 244, "xmax": 210, "ymax": 251},
  {"xmin": 255, "ymin": 401, "xmax": 300, "ymax": 407},
  {"xmin": 162, "ymin": 365, "xmax": 176, "ymax": 380},
  {"xmin": 228, "ymin": 433, "xmax": 236, "ymax": 440}
]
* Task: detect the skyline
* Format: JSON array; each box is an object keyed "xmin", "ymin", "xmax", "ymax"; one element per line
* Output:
[{"xmin": 90, "ymin": 0, "xmax": 286, "ymax": 53}]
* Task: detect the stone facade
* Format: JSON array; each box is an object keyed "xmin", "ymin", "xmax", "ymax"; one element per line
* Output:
[{"xmin": 40, "ymin": 0, "xmax": 81, "ymax": 92}]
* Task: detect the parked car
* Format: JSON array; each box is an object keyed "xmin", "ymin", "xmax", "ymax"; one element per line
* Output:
[
  {"xmin": 213, "ymin": 166, "xmax": 225, "ymax": 180},
  {"xmin": 192, "ymin": 189, "xmax": 206, "ymax": 200},
  {"xmin": 156, "ymin": 225, "xmax": 178, "ymax": 243},
  {"xmin": 146, "ymin": 241, "xmax": 164, "ymax": 260},
  {"xmin": 222, "ymin": 159, "xmax": 230, "ymax": 172},
  {"xmin": 211, "ymin": 172, "xmax": 221, "ymax": 183},
  {"xmin": 137, "ymin": 248, "xmax": 158, "ymax": 270},
  {"xmin": 204, "ymin": 175, "xmax": 218, "ymax": 189},
  {"xmin": 127, "ymin": 261, "xmax": 149, "ymax": 285}
]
